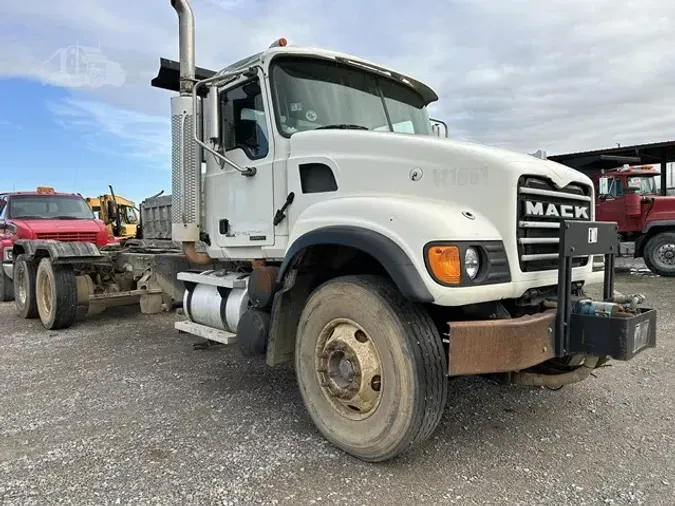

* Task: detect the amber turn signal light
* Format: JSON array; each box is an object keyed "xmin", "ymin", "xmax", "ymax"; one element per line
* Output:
[{"xmin": 426, "ymin": 245, "xmax": 461, "ymax": 285}]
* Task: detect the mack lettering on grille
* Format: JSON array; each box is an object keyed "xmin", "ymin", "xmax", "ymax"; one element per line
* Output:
[{"xmin": 524, "ymin": 201, "xmax": 590, "ymax": 220}]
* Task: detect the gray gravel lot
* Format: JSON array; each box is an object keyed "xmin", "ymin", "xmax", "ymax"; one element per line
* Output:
[{"xmin": 1, "ymin": 273, "xmax": 674, "ymax": 505}]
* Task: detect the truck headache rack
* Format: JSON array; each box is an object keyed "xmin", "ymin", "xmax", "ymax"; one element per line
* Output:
[{"xmin": 557, "ymin": 220, "xmax": 657, "ymax": 360}]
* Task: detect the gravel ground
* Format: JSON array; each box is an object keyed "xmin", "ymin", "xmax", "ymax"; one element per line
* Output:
[{"xmin": 1, "ymin": 273, "xmax": 674, "ymax": 505}]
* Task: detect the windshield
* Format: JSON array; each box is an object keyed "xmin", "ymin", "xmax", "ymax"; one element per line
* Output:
[
  {"xmin": 271, "ymin": 57, "xmax": 432, "ymax": 136},
  {"xmin": 627, "ymin": 176, "xmax": 658, "ymax": 196},
  {"xmin": 9, "ymin": 195, "xmax": 94, "ymax": 220}
]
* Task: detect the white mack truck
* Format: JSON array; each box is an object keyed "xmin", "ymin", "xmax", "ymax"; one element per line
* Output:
[
  {"xmin": 10, "ymin": 0, "xmax": 656, "ymax": 463},
  {"xmin": 150, "ymin": 0, "xmax": 656, "ymax": 462}
]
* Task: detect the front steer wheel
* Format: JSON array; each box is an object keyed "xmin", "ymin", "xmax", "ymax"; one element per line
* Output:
[
  {"xmin": 14, "ymin": 254, "xmax": 37, "ymax": 318},
  {"xmin": 295, "ymin": 275, "xmax": 448, "ymax": 462},
  {"xmin": 643, "ymin": 232, "xmax": 675, "ymax": 277},
  {"xmin": 36, "ymin": 258, "xmax": 77, "ymax": 330}
]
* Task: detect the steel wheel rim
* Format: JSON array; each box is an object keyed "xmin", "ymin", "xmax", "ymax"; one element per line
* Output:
[
  {"xmin": 16, "ymin": 264, "xmax": 27, "ymax": 306},
  {"xmin": 315, "ymin": 318, "xmax": 383, "ymax": 421},
  {"xmin": 656, "ymin": 243, "xmax": 675, "ymax": 267},
  {"xmin": 37, "ymin": 268, "xmax": 52, "ymax": 316}
]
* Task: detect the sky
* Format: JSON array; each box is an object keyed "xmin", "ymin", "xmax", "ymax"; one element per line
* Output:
[{"xmin": 1, "ymin": 0, "xmax": 674, "ymax": 203}]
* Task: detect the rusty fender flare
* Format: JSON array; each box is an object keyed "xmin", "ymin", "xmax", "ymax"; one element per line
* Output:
[{"xmin": 508, "ymin": 355, "xmax": 601, "ymax": 388}]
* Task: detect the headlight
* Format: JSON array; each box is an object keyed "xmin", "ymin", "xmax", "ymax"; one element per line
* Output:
[
  {"xmin": 424, "ymin": 241, "xmax": 511, "ymax": 287},
  {"xmin": 2, "ymin": 248, "xmax": 12, "ymax": 262},
  {"xmin": 464, "ymin": 247, "xmax": 480, "ymax": 279}
]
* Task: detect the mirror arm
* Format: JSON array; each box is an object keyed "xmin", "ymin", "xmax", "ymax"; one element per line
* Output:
[{"xmin": 429, "ymin": 117, "xmax": 448, "ymax": 138}]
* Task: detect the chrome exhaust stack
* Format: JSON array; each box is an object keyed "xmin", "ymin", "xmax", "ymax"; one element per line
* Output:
[
  {"xmin": 169, "ymin": 0, "xmax": 203, "ymax": 247},
  {"xmin": 171, "ymin": 0, "xmax": 196, "ymax": 96}
]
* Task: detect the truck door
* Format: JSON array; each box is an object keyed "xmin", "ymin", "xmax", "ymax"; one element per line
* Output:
[
  {"xmin": 596, "ymin": 176, "xmax": 626, "ymax": 228},
  {"xmin": 210, "ymin": 75, "xmax": 275, "ymax": 248}
]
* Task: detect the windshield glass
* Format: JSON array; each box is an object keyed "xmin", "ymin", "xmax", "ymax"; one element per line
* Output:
[
  {"xmin": 627, "ymin": 176, "xmax": 658, "ymax": 195},
  {"xmin": 271, "ymin": 57, "xmax": 432, "ymax": 136},
  {"xmin": 9, "ymin": 195, "xmax": 94, "ymax": 219}
]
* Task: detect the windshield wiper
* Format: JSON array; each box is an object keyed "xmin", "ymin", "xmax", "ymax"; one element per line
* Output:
[
  {"xmin": 52, "ymin": 216, "xmax": 85, "ymax": 220},
  {"xmin": 11, "ymin": 215, "xmax": 45, "ymax": 220},
  {"xmin": 315, "ymin": 124, "xmax": 369, "ymax": 131}
]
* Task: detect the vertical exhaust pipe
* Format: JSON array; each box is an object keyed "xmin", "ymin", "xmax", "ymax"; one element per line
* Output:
[
  {"xmin": 170, "ymin": 0, "xmax": 196, "ymax": 96},
  {"xmin": 169, "ymin": 0, "xmax": 211, "ymax": 263}
]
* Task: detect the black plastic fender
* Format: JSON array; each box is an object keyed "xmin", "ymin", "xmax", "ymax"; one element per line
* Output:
[
  {"xmin": 636, "ymin": 220, "xmax": 675, "ymax": 257},
  {"xmin": 13, "ymin": 239, "xmax": 102, "ymax": 263},
  {"xmin": 643, "ymin": 219, "xmax": 675, "ymax": 234},
  {"xmin": 278, "ymin": 226, "xmax": 434, "ymax": 303}
]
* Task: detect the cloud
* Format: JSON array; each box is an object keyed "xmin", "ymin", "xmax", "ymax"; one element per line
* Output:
[
  {"xmin": 0, "ymin": 119, "xmax": 23, "ymax": 130},
  {"xmin": 47, "ymin": 98, "xmax": 170, "ymax": 167},
  {"xmin": 1, "ymin": 0, "xmax": 674, "ymax": 161}
]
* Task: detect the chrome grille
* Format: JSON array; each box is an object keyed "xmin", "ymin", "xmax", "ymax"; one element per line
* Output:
[
  {"xmin": 37, "ymin": 232, "xmax": 98, "ymax": 243},
  {"xmin": 517, "ymin": 176, "xmax": 592, "ymax": 272}
]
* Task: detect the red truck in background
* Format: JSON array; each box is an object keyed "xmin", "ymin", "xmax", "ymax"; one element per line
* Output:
[
  {"xmin": 594, "ymin": 166, "xmax": 675, "ymax": 276},
  {"xmin": 0, "ymin": 187, "xmax": 109, "ymax": 301}
]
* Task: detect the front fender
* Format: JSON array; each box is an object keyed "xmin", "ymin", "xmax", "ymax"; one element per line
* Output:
[
  {"xmin": 14, "ymin": 239, "xmax": 102, "ymax": 262},
  {"xmin": 643, "ymin": 219, "xmax": 675, "ymax": 234},
  {"xmin": 283, "ymin": 196, "xmax": 504, "ymax": 303},
  {"xmin": 280, "ymin": 225, "xmax": 434, "ymax": 302}
]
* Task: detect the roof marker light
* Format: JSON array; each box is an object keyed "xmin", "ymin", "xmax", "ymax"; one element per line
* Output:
[{"xmin": 270, "ymin": 38, "xmax": 287, "ymax": 48}]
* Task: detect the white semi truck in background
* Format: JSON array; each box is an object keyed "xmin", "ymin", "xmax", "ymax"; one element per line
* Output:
[{"xmin": 9, "ymin": 0, "xmax": 657, "ymax": 463}]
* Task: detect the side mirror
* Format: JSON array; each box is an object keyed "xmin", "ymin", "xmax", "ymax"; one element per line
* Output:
[
  {"xmin": 106, "ymin": 201, "xmax": 117, "ymax": 222},
  {"xmin": 0, "ymin": 219, "xmax": 16, "ymax": 234},
  {"xmin": 205, "ymin": 86, "xmax": 220, "ymax": 144}
]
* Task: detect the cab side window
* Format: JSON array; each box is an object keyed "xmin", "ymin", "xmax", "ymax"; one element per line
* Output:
[
  {"xmin": 0, "ymin": 197, "xmax": 7, "ymax": 219},
  {"xmin": 220, "ymin": 79, "xmax": 269, "ymax": 160},
  {"xmin": 598, "ymin": 177, "xmax": 623, "ymax": 198},
  {"xmin": 608, "ymin": 178, "xmax": 623, "ymax": 198}
]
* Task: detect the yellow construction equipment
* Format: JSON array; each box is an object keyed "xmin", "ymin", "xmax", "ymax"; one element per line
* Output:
[{"xmin": 86, "ymin": 185, "xmax": 139, "ymax": 239}]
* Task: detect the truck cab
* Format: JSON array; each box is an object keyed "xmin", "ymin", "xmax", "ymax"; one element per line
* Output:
[
  {"xmin": 86, "ymin": 194, "xmax": 139, "ymax": 240},
  {"xmin": 594, "ymin": 167, "xmax": 675, "ymax": 275},
  {"xmin": 0, "ymin": 187, "xmax": 108, "ymax": 301}
]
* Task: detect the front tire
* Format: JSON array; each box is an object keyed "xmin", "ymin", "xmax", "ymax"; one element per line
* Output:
[
  {"xmin": 13, "ymin": 254, "xmax": 37, "ymax": 318},
  {"xmin": 36, "ymin": 258, "xmax": 77, "ymax": 330},
  {"xmin": 295, "ymin": 275, "xmax": 447, "ymax": 462},
  {"xmin": 644, "ymin": 232, "xmax": 675, "ymax": 277}
]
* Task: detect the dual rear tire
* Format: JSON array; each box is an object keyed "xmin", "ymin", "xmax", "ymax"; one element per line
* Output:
[{"xmin": 14, "ymin": 255, "xmax": 77, "ymax": 330}]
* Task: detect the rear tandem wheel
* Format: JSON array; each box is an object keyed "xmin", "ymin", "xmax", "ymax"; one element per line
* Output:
[{"xmin": 35, "ymin": 257, "xmax": 78, "ymax": 330}]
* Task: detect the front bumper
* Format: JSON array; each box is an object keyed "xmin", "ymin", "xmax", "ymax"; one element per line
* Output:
[
  {"xmin": 446, "ymin": 221, "xmax": 657, "ymax": 377},
  {"xmin": 2, "ymin": 263, "xmax": 12, "ymax": 279},
  {"xmin": 447, "ymin": 305, "xmax": 656, "ymax": 376}
]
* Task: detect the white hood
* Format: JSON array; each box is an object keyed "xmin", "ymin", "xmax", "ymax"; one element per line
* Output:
[{"xmin": 288, "ymin": 129, "xmax": 592, "ymax": 221}]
